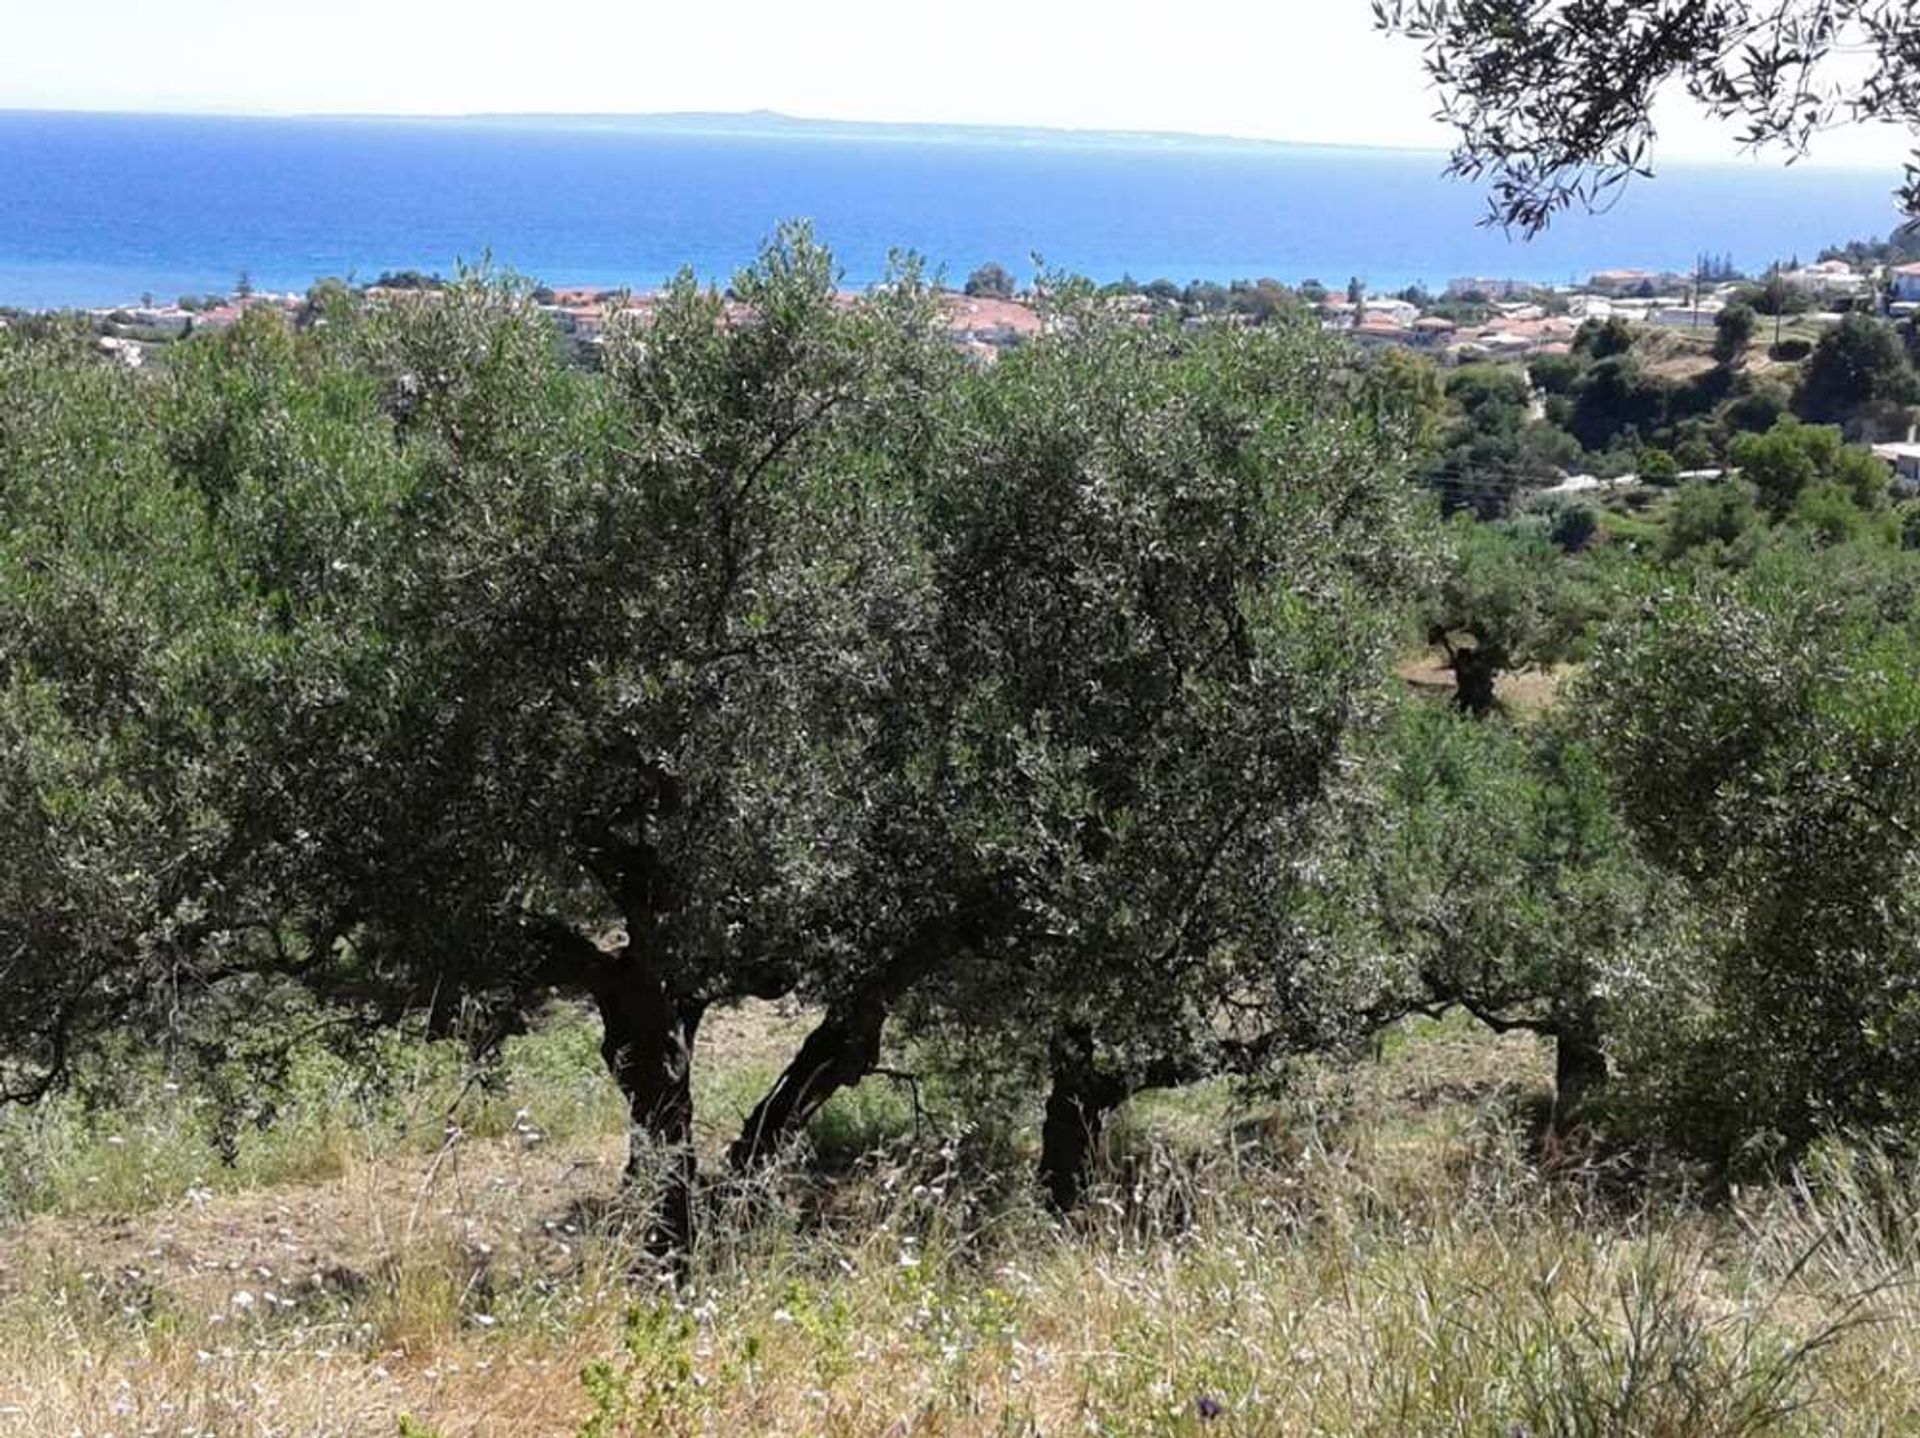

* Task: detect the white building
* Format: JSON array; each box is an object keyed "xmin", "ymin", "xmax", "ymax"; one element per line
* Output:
[
  {"xmin": 1363, "ymin": 296, "xmax": 1420, "ymax": 326},
  {"xmin": 1653, "ymin": 301, "xmax": 1725, "ymax": 329},
  {"xmin": 94, "ymin": 335, "xmax": 144, "ymax": 369},
  {"xmin": 1781, "ymin": 259, "xmax": 1871, "ymax": 299},
  {"xmin": 1541, "ymin": 473, "xmax": 1639, "ymax": 496},
  {"xmin": 1871, "ymin": 441, "xmax": 1920, "ymax": 493}
]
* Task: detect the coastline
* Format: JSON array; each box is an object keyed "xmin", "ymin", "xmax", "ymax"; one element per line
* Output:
[{"xmin": 0, "ymin": 111, "xmax": 1905, "ymax": 311}]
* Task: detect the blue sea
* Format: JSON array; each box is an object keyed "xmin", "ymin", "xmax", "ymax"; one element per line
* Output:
[{"xmin": 0, "ymin": 111, "xmax": 1907, "ymax": 308}]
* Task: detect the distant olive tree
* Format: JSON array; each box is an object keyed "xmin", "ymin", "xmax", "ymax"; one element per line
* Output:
[
  {"xmin": 962, "ymin": 262, "xmax": 1016, "ymax": 299},
  {"xmin": 1729, "ymin": 415, "xmax": 1891, "ymax": 518},
  {"xmin": 1363, "ymin": 701, "xmax": 1669, "ymax": 1127},
  {"xmin": 1713, "ymin": 302, "xmax": 1757, "ymax": 366},
  {"xmin": 1664, "ymin": 478, "xmax": 1766, "ymax": 564},
  {"xmin": 1796, "ymin": 312, "xmax": 1920, "ymax": 432},
  {"xmin": 1423, "ymin": 518, "xmax": 1601, "ymax": 716}
]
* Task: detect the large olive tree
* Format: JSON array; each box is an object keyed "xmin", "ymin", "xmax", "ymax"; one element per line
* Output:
[
  {"xmin": 902, "ymin": 307, "xmax": 1434, "ymax": 1206},
  {"xmin": 0, "ymin": 234, "xmax": 959, "ymax": 1256},
  {"xmin": 1583, "ymin": 551, "xmax": 1920, "ymax": 1171}
]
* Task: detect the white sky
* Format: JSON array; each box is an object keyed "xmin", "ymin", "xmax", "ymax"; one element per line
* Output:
[{"xmin": 1, "ymin": 0, "xmax": 1912, "ymax": 167}]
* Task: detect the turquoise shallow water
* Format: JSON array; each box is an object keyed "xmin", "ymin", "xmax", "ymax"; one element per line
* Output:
[{"xmin": 0, "ymin": 111, "xmax": 1904, "ymax": 307}]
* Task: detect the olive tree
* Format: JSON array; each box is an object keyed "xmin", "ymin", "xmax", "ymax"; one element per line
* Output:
[
  {"xmin": 332, "ymin": 239, "xmax": 959, "ymax": 1252},
  {"xmin": 1362, "ymin": 700, "xmax": 1671, "ymax": 1127},
  {"xmin": 1728, "ymin": 415, "xmax": 1890, "ymax": 518},
  {"xmin": 0, "ymin": 234, "xmax": 961, "ymax": 1257},
  {"xmin": 1583, "ymin": 553, "xmax": 1920, "ymax": 1171},
  {"xmin": 901, "ymin": 309, "xmax": 1434, "ymax": 1205},
  {"xmin": 1795, "ymin": 312, "xmax": 1920, "ymax": 434},
  {"xmin": 1423, "ymin": 517, "xmax": 1603, "ymax": 717},
  {"xmin": 0, "ymin": 330, "xmax": 235, "ymax": 1104},
  {"xmin": 722, "ymin": 305, "xmax": 1439, "ymax": 1202}
]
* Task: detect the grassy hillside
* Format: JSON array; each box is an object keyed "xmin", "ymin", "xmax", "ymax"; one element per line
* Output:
[{"xmin": 1, "ymin": 1009, "xmax": 1915, "ymax": 1436}]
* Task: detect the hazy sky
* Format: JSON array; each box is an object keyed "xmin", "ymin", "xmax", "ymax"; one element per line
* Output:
[{"xmin": 2, "ymin": 0, "xmax": 1912, "ymax": 167}]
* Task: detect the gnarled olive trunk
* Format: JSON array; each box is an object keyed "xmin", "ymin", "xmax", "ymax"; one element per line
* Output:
[
  {"xmin": 1450, "ymin": 644, "xmax": 1503, "ymax": 718},
  {"xmin": 591, "ymin": 954, "xmax": 704, "ymax": 1261},
  {"xmin": 728, "ymin": 913, "xmax": 982, "ymax": 1171},
  {"xmin": 728, "ymin": 991, "xmax": 886, "ymax": 1170},
  {"xmin": 1551, "ymin": 1014, "xmax": 1608, "ymax": 1133},
  {"xmin": 1036, "ymin": 1026, "xmax": 1129, "ymax": 1211}
]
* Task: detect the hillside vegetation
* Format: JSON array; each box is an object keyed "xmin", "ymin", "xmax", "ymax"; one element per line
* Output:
[
  {"xmin": 6, "ymin": 231, "xmax": 1920, "ymax": 1434},
  {"xmin": 4, "ymin": 1011, "xmax": 1919, "ymax": 1436}
]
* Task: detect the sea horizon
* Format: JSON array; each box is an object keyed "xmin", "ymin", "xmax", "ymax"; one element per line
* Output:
[
  {"xmin": 0, "ymin": 109, "xmax": 1908, "ymax": 309},
  {"xmin": 7, "ymin": 105, "xmax": 1906, "ymax": 168}
]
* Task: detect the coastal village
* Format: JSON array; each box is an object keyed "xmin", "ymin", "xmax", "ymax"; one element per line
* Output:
[
  {"xmin": 24, "ymin": 249, "xmax": 1920, "ymax": 496},
  {"xmin": 51, "ymin": 283, "xmax": 1055, "ymax": 365},
  {"xmin": 46, "ymin": 254, "xmax": 1920, "ymax": 368}
]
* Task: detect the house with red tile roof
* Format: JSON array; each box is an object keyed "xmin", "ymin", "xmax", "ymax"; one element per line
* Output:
[
  {"xmin": 547, "ymin": 287, "xmax": 617, "ymax": 308},
  {"xmin": 1351, "ymin": 313, "xmax": 1415, "ymax": 348},
  {"xmin": 942, "ymin": 295, "xmax": 1043, "ymax": 349},
  {"xmin": 1485, "ymin": 314, "xmax": 1578, "ymax": 344}
]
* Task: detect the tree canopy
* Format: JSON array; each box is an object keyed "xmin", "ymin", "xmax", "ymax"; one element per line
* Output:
[
  {"xmin": 0, "ymin": 236, "xmax": 1436, "ymax": 1248},
  {"xmin": 962, "ymin": 262, "xmax": 1017, "ymax": 300},
  {"xmin": 1585, "ymin": 557, "xmax": 1920, "ymax": 1169},
  {"xmin": 1796, "ymin": 312, "xmax": 1920, "ymax": 432},
  {"xmin": 18, "ymin": 227, "xmax": 1920, "ymax": 1238},
  {"xmin": 1375, "ymin": 0, "xmax": 1920, "ymax": 232}
]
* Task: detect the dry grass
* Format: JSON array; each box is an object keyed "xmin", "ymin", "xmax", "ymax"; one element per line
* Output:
[{"xmin": 1, "ymin": 1015, "xmax": 1916, "ymax": 1436}]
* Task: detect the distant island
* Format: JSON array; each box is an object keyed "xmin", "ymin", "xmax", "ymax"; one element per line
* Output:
[
  {"xmin": 338, "ymin": 108, "xmax": 1449, "ymax": 158},
  {"xmin": 0, "ymin": 109, "xmax": 1902, "ymax": 309}
]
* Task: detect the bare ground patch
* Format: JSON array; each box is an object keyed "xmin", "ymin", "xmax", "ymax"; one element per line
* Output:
[{"xmin": 1394, "ymin": 655, "xmax": 1574, "ymax": 717}]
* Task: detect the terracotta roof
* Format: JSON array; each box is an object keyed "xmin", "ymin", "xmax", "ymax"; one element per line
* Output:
[
  {"xmin": 942, "ymin": 295, "xmax": 1042, "ymax": 337},
  {"xmin": 1487, "ymin": 315, "xmax": 1576, "ymax": 340}
]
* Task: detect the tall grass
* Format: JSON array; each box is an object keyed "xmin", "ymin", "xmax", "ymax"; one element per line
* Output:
[
  {"xmin": 0, "ymin": 1016, "xmax": 1915, "ymax": 1436},
  {"xmin": 0, "ymin": 1010, "xmax": 631, "ymax": 1224}
]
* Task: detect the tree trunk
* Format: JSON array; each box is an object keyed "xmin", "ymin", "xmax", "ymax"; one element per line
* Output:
[
  {"xmin": 591, "ymin": 955, "xmax": 704, "ymax": 1262},
  {"xmin": 1036, "ymin": 1027, "xmax": 1127, "ymax": 1211},
  {"xmin": 728, "ymin": 991, "xmax": 886, "ymax": 1170},
  {"xmin": 1451, "ymin": 645, "xmax": 1502, "ymax": 718},
  {"xmin": 727, "ymin": 913, "xmax": 982, "ymax": 1171},
  {"xmin": 423, "ymin": 979, "xmax": 461, "ymax": 1041},
  {"xmin": 1552, "ymin": 1015, "xmax": 1608, "ymax": 1133}
]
